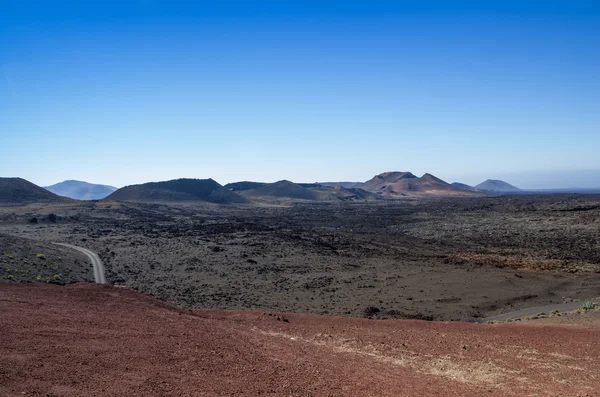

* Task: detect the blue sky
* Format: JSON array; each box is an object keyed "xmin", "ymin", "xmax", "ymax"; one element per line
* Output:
[{"xmin": 1, "ymin": 1, "xmax": 599, "ymax": 188}]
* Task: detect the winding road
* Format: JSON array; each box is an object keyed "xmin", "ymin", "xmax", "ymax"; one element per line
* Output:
[
  {"xmin": 480, "ymin": 298, "xmax": 600, "ymax": 323},
  {"xmin": 53, "ymin": 243, "xmax": 106, "ymax": 284}
]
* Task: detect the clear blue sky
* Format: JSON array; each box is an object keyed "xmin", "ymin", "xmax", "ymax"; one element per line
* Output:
[{"xmin": 1, "ymin": 1, "xmax": 599, "ymax": 188}]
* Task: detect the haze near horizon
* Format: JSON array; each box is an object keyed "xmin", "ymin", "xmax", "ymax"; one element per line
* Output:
[{"xmin": 1, "ymin": 1, "xmax": 599, "ymax": 189}]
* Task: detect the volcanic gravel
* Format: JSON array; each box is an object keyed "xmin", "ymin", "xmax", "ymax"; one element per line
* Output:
[
  {"xmin": 1, "ymin": 195, "xmax": 600, "ymax": 321},
  {"xmin": 1, "ymin": 283, "xmax": 599, "ymax": 396}
]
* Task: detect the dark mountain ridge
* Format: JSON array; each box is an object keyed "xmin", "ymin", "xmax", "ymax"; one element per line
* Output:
[
  {"xmin": 239, "ymin": 180, "xmax": 318, "ymax": 200},
  {"xmin": 106, "ymin": 178, "xmax": 248, "ymax": 204},
  {"xmin": 0, "ymin": 177, "xmax": 67, "ymax": 204}
]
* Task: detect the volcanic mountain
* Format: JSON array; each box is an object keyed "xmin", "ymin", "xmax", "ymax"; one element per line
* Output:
[
  {"xmin": 0, "ymin": 177, "xmax": 67, "ymax": 204},
  {"xmin": 362, "ymin": 172, "xmax": 477, "ymax": 197},
  {"xmin": 224, "ymin": 181, "xmax": 268, "ymax": 191},
  {"xmin": 232, "ymin": 180, "xmax": 376, "ymax": 202},
  {"xmin": 318, "ymin": 182, "xmax": 364, "ymax": 189},
  {"xmin": 475, "ymin": 179, "xmax": 520, "ymax": 192},
  {"xmin": 45, "ymin": 180, "xmax": 117, "ymax": 200},
  {"xmin": 239, "ymin": 180, "xmax": 319, "ymax": 201},
  {"xmin": 451, "ymin": 182, "xmax": 477, "ymax": 191},
  {"xmin": 105, "ymin": 178, "xmax": 248, "ymax": 204}
]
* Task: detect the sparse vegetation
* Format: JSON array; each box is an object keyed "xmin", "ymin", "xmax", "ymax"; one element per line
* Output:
[
  {"xmin": 582, "ymin": 301, "xmax": 597, "ymax": 311},
  {"xmin": 36, "ymin": 253, "xmax": 46, "ymax": 260}
]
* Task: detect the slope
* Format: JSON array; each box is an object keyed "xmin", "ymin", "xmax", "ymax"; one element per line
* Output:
[
  {"xmin": 239, "ymin": 180, "xmax": 319, "ymax": 201},
  {"xmin": 1, "ymin": 283, "xmax": 598, "ymax": 397},
  {"xmin": 0, "ymin": 177, "xmax": 67, "ymax": 204},
  {"xmin": 105, "ymin": 178, "xmax": 248, "ymax": 204},
  {"xmin": 475, "ymin": 179, "xmax": 520, "ymax": 192},
  {"xmin": 362, "ymin": 172, "xmax": 477, "ymax": 197}
]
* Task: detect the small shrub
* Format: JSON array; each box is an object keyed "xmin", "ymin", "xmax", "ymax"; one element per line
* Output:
[
  {"xmin": 582, "ymin": 302, "xmax": 597, "ymax": 311},
  {"xmin": 36, "ymin": 253, "xmax": 46, "ymax": 260},
  {"xmin": 363, "ymin": 306, "xmax": 380, "ymax": 318},
  {"xmin": 5, "ymin": 274, "xmax": 15, "ymax": 280}
]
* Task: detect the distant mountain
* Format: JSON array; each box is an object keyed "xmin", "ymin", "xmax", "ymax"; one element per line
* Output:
[
  {"xmin": 105, "ymin": 178, "xmax": 248, "ymax": 204},
  {"xmin": 361, "ymin": 172, "xmax": 475, "ymax": 197},
  {"xmin": 312, "ymin": 185, "xmax": 378, "ymax": 201},
  {"xmin": 0, "ymin": 177, "xmax": 67, "ymax": 204},
  {"xmin": 239, "ymin": 180, "xmax": 318, "ymax": 201},
  {"xmin": 235, "ymin": 180, "xmax": 377, "ymax": 202},
  {"xmin": 45, "ymin": 180, "xmax": 117, "ymax": 200},
  {"xmin": 362, "ymin": 172, "xmax": 418, "ymax": 193},
  {"xmin": 224, "ymin": 181, "xmax": 268, "ymax": 191},
  {"xmin": 475, "ymin": 179, "xmax": 520, "ymax": 193},
  {"xmin": 451, "ymin": 182, "xmax": 476, "ymax": 191},
  {"xmin": 319, "ymin": 182, "xmax": 364, "ymax": 189}
]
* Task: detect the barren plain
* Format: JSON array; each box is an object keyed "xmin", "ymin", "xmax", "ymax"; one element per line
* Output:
[{"xmin": 2, "ymin": 194, "xmax": 599, "ymax": 322}]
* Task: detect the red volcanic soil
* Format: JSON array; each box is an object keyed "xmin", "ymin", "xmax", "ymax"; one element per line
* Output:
[{"xmin": 1, "ymin": 283, "xmax": 599, "ymax": 396}]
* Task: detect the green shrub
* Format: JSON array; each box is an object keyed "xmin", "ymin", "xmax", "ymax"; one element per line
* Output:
[
  {"xmin": 582, "ymin": 302, "xmax": 597, "ymax": 311},
  {"xmin": 36, "ymin": 253, "xmax": 46, "ymax": 260}
]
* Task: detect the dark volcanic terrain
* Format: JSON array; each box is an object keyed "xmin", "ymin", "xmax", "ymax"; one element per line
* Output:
[
  {"xmin": 1, "ymin": 194, "xmax": 599, "ymax": 321},
  {"xmin": 0, "ymin": 177, "xmax": 68, "ymax": 204},
  {"xmin": 0, "ymin": 234, "xmax": 92, "ymax": 284},
  {"xmin": 106, "ymin": 178, "xmax": 248, "ymax": 204}
]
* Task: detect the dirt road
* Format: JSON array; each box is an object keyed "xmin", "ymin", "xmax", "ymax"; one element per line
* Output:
[{"xmin": 53, "ymin": 243, "xmax": 106, "ymax": 284}]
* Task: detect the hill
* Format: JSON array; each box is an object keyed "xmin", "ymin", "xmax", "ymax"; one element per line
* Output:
[
  {"xmin": 0, "ymin": 177, "xmax": 67, "ymax": 204},
  {"xmin": 239, "ymin": 180, "xmax": 318, "ymax": 201},
  {"xmin": 233, "ymin": 180, "xmax": 378, "ymax": 202},
  {"xmin": 105, "ymin": 178, "xmax": 248, "ymax": 204},
  {"xmin": 361, "ymin": 171, "xmax": 418, "ymax": 193},
  {"xmin": 224, "ymin": 181, "xmax": 267, "ymax": 191},
  {"xmin": 309, "ymin": 185, "xmax": 378, "ymax": 201},
  {"xmin": 361, "ymin": 172, "xmax": 475, "ymax": 197},
  {"xmin": 319, "ymin": 181, "xmax": 364, "ymax": 189},
  {"xmin": 451, "ymin": 182, "xmax": 476, "ymax": 191},
  {"xmin": 45, "ymin": 180, "xmax": 117, "ymax": 200},
  {"xmin": 475, "ymin": 179, "xmax": 520, "ymax": 192}
]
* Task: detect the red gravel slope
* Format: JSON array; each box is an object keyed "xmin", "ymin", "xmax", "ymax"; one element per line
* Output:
[{"xmin": 0, "ymin": 283, "xmax": 598, "ymax": 396}]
